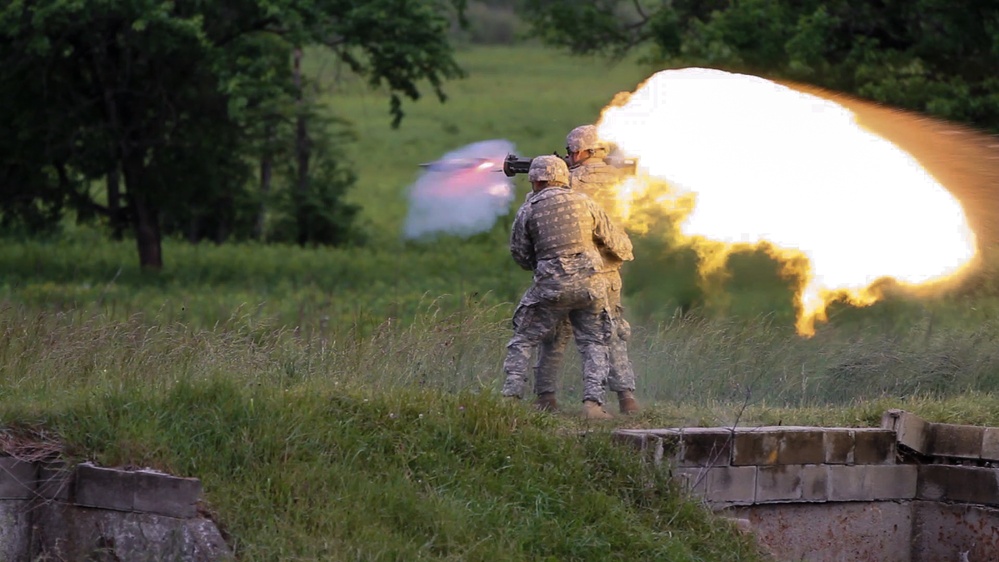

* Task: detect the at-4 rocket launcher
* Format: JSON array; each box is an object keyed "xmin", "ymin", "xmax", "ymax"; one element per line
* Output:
[{"xmin": 501, "ymin": 152, "xmax": 638, "ymax": 178}]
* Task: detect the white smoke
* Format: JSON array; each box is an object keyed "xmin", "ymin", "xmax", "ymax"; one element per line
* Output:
[{"xmin": 403, "ymin": 139, "xmax": 516, "ymax": 239}]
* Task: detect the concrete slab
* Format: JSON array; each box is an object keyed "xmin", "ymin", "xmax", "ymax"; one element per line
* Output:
[
  {"xmin": 728, "ymin": 501, "xmax": 912, "ymax": 562},
  {"xmin": 912, "ymin": 501, "xmax": 999, "ymax": 562}
]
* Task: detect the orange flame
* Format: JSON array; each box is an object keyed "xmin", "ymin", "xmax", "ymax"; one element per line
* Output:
[{"xmin": 598, "ymin": 68, "xmax": 981, "ymax": 336}]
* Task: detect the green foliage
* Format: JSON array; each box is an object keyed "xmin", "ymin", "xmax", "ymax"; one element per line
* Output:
[
  {"xmin": 7, "ymin": 288, "xmax": 999, "ymax": 556},
  {"xmin": 450, "ymin": 1, "xmax": 524, "ymax": 45},
  {"xmin": 522, "ymin": 0, "xmax": 999, "ymax": 132},
  {"xmin": 0, "ymin": 0, "xmax": 468, "ymax": 266},
  {"xmin": 320, "ymin": 45, "xmax": 655, "ymax": 243},
  {"xmin": 270, "ymin": 157, "xmax": 361, "ymax": 246},
  {"xmin": 0, "ymin": 306, "xmax": 767, "ymax": 560},
  {"xmin": 0, "ymin": 232, "xmax": 522, "ymax": 332},
  {"xmin": 7, "ymin": 41, "xmax": 999, "ymax": 560}
]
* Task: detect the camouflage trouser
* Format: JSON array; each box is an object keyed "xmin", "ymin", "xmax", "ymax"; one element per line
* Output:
[
  {"xmin": 502, "ymin": 278, "xmax": 612, "ymax": 404},
  {"xmin": 534, "ymin": 269, "xmax": 634, "ymax": 395}
]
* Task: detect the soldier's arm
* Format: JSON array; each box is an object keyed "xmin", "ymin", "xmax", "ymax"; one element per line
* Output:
[
  {"xmin": 509, "ymin": 205, "xmax": 536, "ymax": 271},
  {"xmin": 589, "ymin": 200, "xmax": 633, "ymax": 262}
]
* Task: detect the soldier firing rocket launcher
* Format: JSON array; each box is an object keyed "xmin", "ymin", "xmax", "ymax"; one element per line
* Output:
[{"xmin": 501, "ymin": 152, "xmax": 638, "ymax": 177}]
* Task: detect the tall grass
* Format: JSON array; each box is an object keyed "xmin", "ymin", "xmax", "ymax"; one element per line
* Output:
[
  {"xmin": 0, "ymin": 303, "xmax": 768, "ymax": 561},
  {"xmin": 5, "ymin": 243, "xmax": 999, "ymax": 557},
  {"xmin": 4, "ymin": 44, "xmax": 999, "ymax": 559},
  {"xmin": 0, "ymin": 228, "xmax": 520, "ymax": 332},
  {"xmin": 5, "ymin": 294, "xmax": 999, "ymax": 558}
]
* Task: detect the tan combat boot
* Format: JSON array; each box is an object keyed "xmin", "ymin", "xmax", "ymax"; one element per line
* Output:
[
  {"xmin": 617, "ymin": 391, "xmax": 641, "ymax": 415},
  {"xmin": 534, "ymin": 392, "xmax": 558, "ymax": 412},
  {"xmin": 582, "ymin": 400, "xmax": 614, "ymax": 420}
]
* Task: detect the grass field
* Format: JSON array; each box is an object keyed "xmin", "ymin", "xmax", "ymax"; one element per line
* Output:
[
  {"xmin": 3, "ymin": 44, "xmax": 999, "ymax": 559},
  {"xmin": 313, "ymin": 45, "xmax": 657, "ymax": 240}
]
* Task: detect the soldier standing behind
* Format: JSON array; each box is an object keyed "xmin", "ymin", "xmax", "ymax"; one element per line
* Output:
[
  {"xmin": 501, "ymin": 155, "xmax": 634, "ymax": 420},
  {"xmin": 533, "ymin": 125, "xmax": 641, "ymax": 415}
]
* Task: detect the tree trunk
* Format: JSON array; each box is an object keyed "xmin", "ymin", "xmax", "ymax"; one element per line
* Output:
[
  {"xmin": 293, "ymin": 48, "xmax": 311, "ymax": 246},
  {"xmin": 255, "ymin": 124, "xmax": 274, "ymax": 241},
  {"xmin": 214, "ymin": 195, "xmax": 231, "ymax": 244},
  {"xmin": 133, "ymin": 192, "xmax": 163, "ymax": 269},
  {"xmin": 107, "ymin": 166, "xmax": 125, "ymax": 240},
  {"xmin": 123, "ymin": 157, "xmax": 163, "ymax": 269},
  {"xmin": 187, "ymin": 216, "xmax": 201, "ymax": 244}
]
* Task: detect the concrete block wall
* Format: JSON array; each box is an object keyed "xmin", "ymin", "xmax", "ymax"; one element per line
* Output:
[
  {"xmin": 881, "ymin": 408, "xmax": 999, "ymax": 462},
  {"xmin": 615, "ymin": 425, "xmax": 902, "ymax": 506},
  {"xmin": 615, "ymin": 410, "xmax": 999, "ymax": 562},
  {"xmin": 0, "ymin": 458, "xmax": 230, "ymax": 561}
]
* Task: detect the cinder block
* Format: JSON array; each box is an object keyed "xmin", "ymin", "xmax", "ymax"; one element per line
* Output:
[
  {"xmin": 672, "ymin": 467, "xmax": 708, "ymax": 497},
  {"xmin": 854, "ymin": 429, "xmax": 897, "ymax": 465},
  {"xmin": 612, "ymin": 431, "xmax": 671, "ymax": 466},
  {"xmin": 35, "ymin": 461, "xmax": 72, "ymax": 502},
  {"xmin": 133, "ymin": 470, "xmax": 202, "ymax": 518},
  {"xmin": 679, "ymin": 428, "xmax": 732, "ymax": 467},
  {"xmin": 611, "ymin": 430, "xmax": 651, "ymax": 451},
  {"xmin": 74, "ymin": 463, "xmax": 134, "ymax": 511},
  {"xmin": 757, "ymin": 464, "xmax": 828, "ymax": 503},
  {"xmin": 828, "ymin": 465, "xmax": 916, "ymax": 501},
  {"xmin": 705, "ymin": 466, "xmax": 757, "ymax": 505},
  {"xmin": 983, "ymin": 428, "xmax": 999, "ymax": 461},
  {"xmin": 800, "ymin": 465, "xmax": 829, "ymax": 501},
  {"xmin": 778, "ymin": 429, "xmax": 826, "ymax": 465},
  {"xmin": 733, "ymin": 429, "xmax": 779, "ymax": 466},
  {"xmin": 0, "ymin": 456, "xmax": 38, "ymax": 499},
  {"xmin": 823, "ymin": 430, "xmax": 854, "ymax": 464},
  {"xmin": 648, "ymin": 430, "xmax": 680, "ymax": 466},
  {"xmin": 930, "ymin": 423, "xmax": 985, "ymax": 459},
  {"xmin": 873, "ymin": 465, "xmax": 917, "ymax": 500},
  {"xmin": 882, "ymin": 409, "xmax": 929, "ymax": 454},
  {"xmin": 645, "ymin": 429, "xmax": 682, "ymax": 440},
  {"xmin": 917, "ymin": 465, "xmax": 999, "ymax": 505},
  {"xmin": 756, "ymin": 465, "xmax": 800, "ymax": 503}
]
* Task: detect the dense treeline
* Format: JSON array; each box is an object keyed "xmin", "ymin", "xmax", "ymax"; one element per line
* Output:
[
  {"xmin": 5, "ymin": 0, "xmax": 999, "ymax": 272},
  {"xmin": 0, "ymin": 0, "xmax": 466, "ymax": 268},
  {"xmin": 522, "ymin": 0, "xmax": 999, "ymax": 133}
]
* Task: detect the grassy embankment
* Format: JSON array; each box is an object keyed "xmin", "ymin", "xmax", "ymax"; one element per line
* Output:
[{"xmin": 3, "ymin": 44, "xmax": 999, "ymax": 559}]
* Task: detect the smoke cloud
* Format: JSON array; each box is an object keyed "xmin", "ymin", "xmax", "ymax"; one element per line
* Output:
[{"xmin": 403, "ymin": 139, "xmax": 517, "ymax": 239}]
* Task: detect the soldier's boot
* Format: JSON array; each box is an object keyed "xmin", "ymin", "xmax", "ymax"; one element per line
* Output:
[
  {"xmin": 617, "ymin": 391, "xmax": 641, "ymax": 415},
  {"xmin": 582, "ymin": 400, "xmax": 614, "ymax": 420},
  {"xmin": 534, "ymin": 392, "xmax": 558, "ymax": 412}
]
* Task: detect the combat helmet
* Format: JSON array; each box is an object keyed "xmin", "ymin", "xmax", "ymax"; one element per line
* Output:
[
  {"xmin": 528, "ymin": 155, "xmax": 570, "ymax": 187},
  {"xmin": 566, "ymin": 124, "xmax": 606, "ymax": 153}
]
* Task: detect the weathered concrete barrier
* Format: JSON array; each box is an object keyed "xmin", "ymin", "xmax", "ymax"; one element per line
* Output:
[
  {"xmin": 0, "ymin": 458, "xmax": 230, "ymax": 561},
  {"xmin": 613, "ymin": 410, "xmax": 999, "ymax": 562}
]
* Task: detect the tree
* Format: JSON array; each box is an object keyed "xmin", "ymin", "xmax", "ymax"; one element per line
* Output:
[
  {"xmin": 0, "ymin": 0, "xmax": 466, "ymax": 268},
  {"xmin": 521, "ymin": 0, "xmax": 999, "ymax": 132}
]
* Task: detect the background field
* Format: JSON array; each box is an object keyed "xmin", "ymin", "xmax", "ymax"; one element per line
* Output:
[{"xmin": 4, "ymin": 44, "xmax": 999, "ymax": 560}]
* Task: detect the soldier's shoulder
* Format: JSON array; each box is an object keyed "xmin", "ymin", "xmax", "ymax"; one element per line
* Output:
[{"xmin": 573, "ymin": 161, "xmax": 619, "ymax": 181}]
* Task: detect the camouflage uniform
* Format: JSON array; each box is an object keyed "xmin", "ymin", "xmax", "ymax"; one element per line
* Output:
[
  {"xmin": 501, "ymin": 156, "xmax": 633, "ymax": 405},
  {"xmin": 534, "ymin": 126, "xmax": 637, "ymax": 399}
]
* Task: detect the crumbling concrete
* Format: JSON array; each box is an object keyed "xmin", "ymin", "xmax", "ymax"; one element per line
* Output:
[
  {"xmin": 615, "ymin": 410, "xmax": 999, "ymax": 562},
  {"xmin": 0, "ymin": 459, "xmax": 230, "ymax": 561}
]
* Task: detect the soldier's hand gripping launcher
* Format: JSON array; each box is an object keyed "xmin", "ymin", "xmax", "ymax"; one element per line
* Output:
[{"xmin": 501, "ymin": 153, "xmax": 638, "ymax": 177}]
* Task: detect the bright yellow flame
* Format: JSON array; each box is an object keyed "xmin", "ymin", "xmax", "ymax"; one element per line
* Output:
[{"xmin": 598, "ymin": 68, "xmax": 978, "ymax": 336}]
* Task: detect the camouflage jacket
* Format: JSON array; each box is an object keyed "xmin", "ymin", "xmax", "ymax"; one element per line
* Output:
[
  {"xmin": 509, "ymin": 186, "xmax": 633, "ymax": 284},
  {"xmin": 570, "ymin": 157, "xmax": 624, "ymax": 214}
]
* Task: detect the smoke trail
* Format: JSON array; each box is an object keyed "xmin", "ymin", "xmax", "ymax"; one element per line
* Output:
[{"xmin": 403, "ymin": 139, "xmax": 516, "ymax": 239}]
